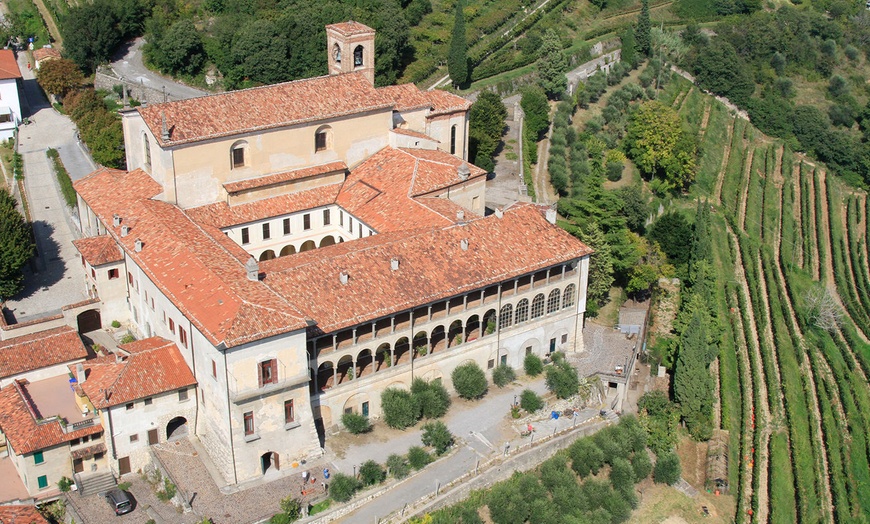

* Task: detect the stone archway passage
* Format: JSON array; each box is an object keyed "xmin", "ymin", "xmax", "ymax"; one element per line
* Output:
[
  {"xmin": 261, "ymin": 451, "xmax": 279, "ymax": 474},
  {"xmin": 166, "ymin": 416, "xmax": 188, "ymax": 440},
  {"xmin": 77, "ymin": 309, "xmax": 101, "ymax": 333}
]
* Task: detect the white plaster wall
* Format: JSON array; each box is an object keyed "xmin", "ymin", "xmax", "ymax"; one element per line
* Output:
[
  {"xmin": 0, "ymin": 359, "xmax": 87, "ymax": 388},
  {"xmin": 427, "ymin": 112, "xmax": 469, "ymax": 160},
  {"xmin": 0, "ymin": 78, "xmax": 21, "ymax": 141},
  {"xmin": 11, "ymin": 444, "xmax": 71, "ymax": 496}
]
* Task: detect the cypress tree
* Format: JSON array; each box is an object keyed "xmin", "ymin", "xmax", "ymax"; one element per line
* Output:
[
  {"xmin": 620, "ymin": 26, "xmax": 638, "ymax": 69},
  {"xmin": 674, "ymin": 311, "xmax": 713, "ymax": 440},
  {"xmin": 536, "ymin": 29, "xmax": 568, "ymax": 99},
  {"xmin": 0, "ymin": 189, "xmax": 34, "ymax": 300},
  {"xmin": 636, "ymin": 0, "xmax": 651, "ymax": 56},
  {"xmin": 448, "ymin": 0, "xmax": 469, "ymax": 87}
]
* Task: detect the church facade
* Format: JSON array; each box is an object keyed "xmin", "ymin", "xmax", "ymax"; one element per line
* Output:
[{"xmin": 72, "ymin": 22, "xmax": 592, "ymax": 485}]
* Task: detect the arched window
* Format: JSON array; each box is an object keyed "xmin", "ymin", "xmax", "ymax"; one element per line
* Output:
[
  {"xmin": 143, "ymin": 135, "xmax": 151, "ymax": 168},
  {"xmin": 332, "ymin": 43, "xmax": 342, "ymax": 63},
  {"xmin": 499, "ymin": 304, "xmax": 513, "ymax": 330},
  {"xmin": 531, "ymin": 294, "xmax": 545, "ymax": 319},
  {"xmin": 563, "ymin": 284, "xmax": 576, "ymax": 308},
  {"xmin": 450, "ymin": 125, "xmax": 457, "ymax": 155},
  {"xmin": 354, "ymin": 45, "xmax": 364, "ymax": 67},
  {"xmin": 547, "ymin": 289, "xmax": 561, "ymax": 314},
  {"xmin": 315, "ymin": 125, "xmax": 332, "ymax": 152},
  {"xmin": 231, "ymin": 140, "xmax": 248, "ymax": 169},
  {"xmin": 515, "ymin": 299, "xmax": 529, "ymax": 324}
]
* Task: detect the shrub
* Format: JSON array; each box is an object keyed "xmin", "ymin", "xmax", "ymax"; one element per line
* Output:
[
  {"xmin": 156, "ymin": 477, "xmax": 176, "ymax": 501},
  {"xmin": 120, "ymin": 332, "xmax": 136, "ymax": 344},
  {"xmin": 451, "ymin": 362, "xmax": 488, "ymax": 399},
  {"xmin": 411, "ymin": 378, "xmax": 451, "ymax": 419},
  {"xmin": 545, "ymin": 362, "xmax": 579, "ymax": 399},
  {"xmin": 421, "ymin": 421, "xmax": 454, "ymax": 455},
  {"xmin": 381, "ymin": 388, "xmax": 421, "ymax": 430},
  {"xmin": 359, "ymin": 460, "xmax": 386, "ymax": 486},
  {"xmin": 386, "ymin": 454, "xmax": 410, "ymax": 479},
  {"xmin": 111, "ymin": 320, "xmax": 121, "ymax": 328},
  {"xmin": 569, "ymin": 438, "xmax": 605, "ymax": 478},
  {"xmin": 631, "ymin": 450, "xmax": 653, "ymax": 481},
  {"xmin": 329, "ymin": 473, "xmax": 361, "ymax": 502},
  {"xmin": 520, "ymin": 389, "xmax": 543, "ymax": 412},
  {"xmin": 492, "ymin": 364, "xmax": 516, "ymax": 388},
  {"xmin": 524, "ymin": 353, "xmax": 544, "ymax": 376},
  {"xmin": 407, "ymin": 446, "xmax": 433, "ymax": 470},
  {"xmin": 57, "ymin": 476, "xmax": 73, "ymax": 492},
  {"xmin": 341, "ymin": 412, "xmax": 372, "ymax": 434},
  {"xmin": 609, "ymin": 457, "xmax": 635, "ymax": 495},
  {"xmin": 273, "ymin": 496, "xmax": 302, "ymax": 522},
  {"xmin": 653, "ymin": 452, "xmax": 681, "ymax": 485}
]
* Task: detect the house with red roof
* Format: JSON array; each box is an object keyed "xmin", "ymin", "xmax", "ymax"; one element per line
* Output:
[
  {"xmin": 71, "ymin": 22, "xmax": 592, "ymax": 485},
  {"xmin": 0, "ymin": 50, "xmax": 23, "ymax": 141}
]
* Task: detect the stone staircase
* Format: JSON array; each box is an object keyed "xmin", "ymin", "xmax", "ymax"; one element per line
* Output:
[
  {"xmin": 600, "ymin": 409, "xmax": 619, "ymax": 423},
  {"xmin": 75, "ymin": 471, "xmax": 116, "ymax": 496}
]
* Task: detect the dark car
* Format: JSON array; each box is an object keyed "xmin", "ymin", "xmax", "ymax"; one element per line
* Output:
[{"xmin": 105, "ymin": 488, "xmax": 133, "ymax": 515}]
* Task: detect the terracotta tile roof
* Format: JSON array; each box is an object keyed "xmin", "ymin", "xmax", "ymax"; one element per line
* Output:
[
  {"xmin": 138, "ymin": 73, "xmax": 393, "ymax": 147},
  {"xmin": 335, "ymin": 147, "xmax": 485, "ymax": 233},
  {"xmin": 260, "ymin": 203, "xmax": 592, "ymax": 334},
  {"xmin": 0, "ymin": 51, "xmax": 21, "ymax": 81},
  {"xmin": 424, "ymin": 89, "xmax": 472, "ymax": 115},
  {"xmin": 0, "ymin": 505, "xmax": 50, "ymax": 524},
  {"xmin": 187, "ymin": 184, "xmax": 341, "ymax": 229},
  {"xmin": 378, "ymin": 84, "xmax": 432, "ymax": 111},
  {"xmin": 33, "ymin": 48, "xmax": 61, "ymax": 62},
  {"xmin": 72, "ymin": 235, "xmax": 123, "ymax": 266},
  {"xmin": 70, "ymin": 442, "xmax": 105, "ymax": 459},
  {"xmin": 326, "ymin": 21, "xmax": 375, "ymax": 35},
  {"xmin": 74, "ymin": 168, "xmax": 309, "ymax": 347},
  {"xmin": 73, "ymin": 337, "xmax": 196, "ymax": 409},
  {"xmin": 391, "ymin": 128, "xmax": 439, "ymax": 142},
  {"xmin": 0, "ymin": 326, "xmax": 89, "ymax": 380},
  {"xmin": 0, "ymin": 382, "xmax": 103, "ymax": 455},
  {"xmin": 223, "ymin": 162, "xmax": 347, "ymax": 194}
]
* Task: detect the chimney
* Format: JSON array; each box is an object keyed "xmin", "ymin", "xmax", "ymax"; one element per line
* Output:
[
  {"xmin": 75, "ymin": 363, "xmax": 86, "ymax": 384},
  {"xmin": 494, "ymin": 208, "xmax": 503, "ymax": 218},
  {"xmin": 245, "ymin": 257, "xmax": 259, "ymax": 281},
  {"xmin": 457, "ymin": 163, "xmax": 470, "ymax": 181},
  {"xmin": 460, "ymin": 239, "xmax": 469, "ymax": 251},
  {"xmin": 390, "ymin": 258, "xmax": 399, "ymax": 271},
  {"xmin": 112, "ymin": 214, "xmax": 121, "ymax": 227},
  {"xmin": 545, "ymin": 208, "xmax": 557, "ymax": 225},
  {"xmin": 457, "ymin": 210, "xmax": 465, "ymax": 222},
  {"xmin": 121, "ymin": 225, "xmax": 130, "ymax": 237},
  {"xmin": 161, "ymin": 112, "xmax": 170, "ymax": 141},
  {"xmin": 134, "ymin": 238, "xmax": 143, "ymax": 252},
  {"xmin": 339, "ymin": 271, "xmax": 349, "ymax": 285}
]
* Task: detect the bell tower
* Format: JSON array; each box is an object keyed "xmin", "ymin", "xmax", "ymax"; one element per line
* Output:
[{"xmin": 326, "ymin": 21, "xmax": 376, "ymax": 86}]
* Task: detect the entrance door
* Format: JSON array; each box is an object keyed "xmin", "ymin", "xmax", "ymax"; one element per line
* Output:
[
  {"xmin": 362, "ymin": 401, "xmax": 369, "ymax": 417},
  {"xmin": 147, "ymin": 429, "xmax": 159, "ymax": 445},
  {"xmin": 549, "ymin": 338, "xmax": 556, "ymax": 353},
  {"xmin": 76, "ymin": 309, "xmax": 101, "ymax": 333},
  {"xmin": 73, "ymin": 458, "xmax": 84, "ymax": 473},
  {"xmin": 118, "ymin": 457, "xmax": 131, "ymax": 475}
]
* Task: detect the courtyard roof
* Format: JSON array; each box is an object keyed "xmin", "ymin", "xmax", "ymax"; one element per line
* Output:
[
  {"xmin": 0, "ymin": 326, "xmax": 89, "ymax": 380},
  {"xmin": 0, "ymin": 504, "xmax": 50, "ymax": 523},
  {"xmin": 0, "ymin": 51, "xmax": 21, "ymax": 81},
  {"xmin": 72, "ymin": 235, "xmax": 123, "ymax": 266}
]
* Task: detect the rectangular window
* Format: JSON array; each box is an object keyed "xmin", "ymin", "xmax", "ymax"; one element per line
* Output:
[
  {"xmin": 37, "ymin": 475, "xmax": 48, "ymax": 489},
  {"xmin": 212, "ymin": 359, "xmax": 217, "ymax": 378},
  {"xmin": 91, "ymin": 268, "xmax": 96, "ymax": 279},
  {"xmin": 33, "ymin": 451, "xmax": 44, "ymax": 465},
  {"xmin": 339, "ymin": 212, "xmax": 344, "ymax": 227},
  {"xmin": 169, "ymin": 318, "xmax": 175, "ymax": 334},
  {"xmin": 283, "ymin": 218, "xmax": 291, "ymax": 235},
  {"xmin": 284, "ymin": 400, "xmax": 295, "ymax": 424},
  {"xmin": 487, "ymin": 359, "xmax": 495, "ymax": 369},
  {"xmin": 259, "ymin": 359, "xmax": 277, "ymax": 387},
  {"xmin": 178, "ymin": 388, "xmax": 188, "ymax": 401},
  {"xmin": 151, "ymin": 297, "xmax": 155, "ymax": 310},
  {"xmin": 561, "ymin": 333, "xmax": 568, "ymax": 344},
  {"xmin": 128, "ymin": 273, "xmax": 133, "ymax": 285},
  {"xmin": 244, "ymin": 411, "xmax": 254, "ymax": 435},
  {"xmin": 232, "ymin": 147, "xmax": 245, "ymax": 168},
  {"xmin": 126, "ymin": 402, "xmax": 134, "ymax": 410},
  {"xmin": 303, "ymin": 214, "xmax": 311, "ymax": 230},
  {"xmin": 323, "ymin": 209, "xmax": 330, "ymax": 225},
  {"xmin": 315, "ymin": 132, "xmax": 327, "ymax": 152},
  {"xmin": 526, "ymin": 346, "xmax": 533, "ymax": 355},
  {"xmin": 262, "ymin": 223, "xmax": 271, "ymax": 240},
  {"xmin": 144, "ymin": 397, "xmax": 153, "ymax": 406},
  {"xmin": 358, "ymin": 224, "xmax": 362, "ymax": 238},
  {"xmin": 179, "ymin": 326, "xmax": 188, "ymax": 348},
  {"xmin": 241, "ymin": 227, "xmax": 250, "ymax": 245},
  {"xmin": 348, "ymin": 217, "xmax": 353, "ymax": 232},
  {"xmin": 108, "ymin": 268, "xmax": 119, "ymax": 279},
  {"xmin": 130, "ymin": 434, "xmax": 139, "ymax": 443}
]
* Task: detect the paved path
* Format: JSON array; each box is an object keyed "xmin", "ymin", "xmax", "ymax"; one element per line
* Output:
[
  {"xmin": 3, "ymin": 51, "xmax": 89, "ymax": 322},
  {"xmin": 109, "ymin": 38, "xmax": 208, "ymax": 101}
]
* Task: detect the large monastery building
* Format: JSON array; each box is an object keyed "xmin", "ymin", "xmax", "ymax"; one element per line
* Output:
[{"xmin": 0, "ymin": 21, "xmax": 591, "ymax": 493}]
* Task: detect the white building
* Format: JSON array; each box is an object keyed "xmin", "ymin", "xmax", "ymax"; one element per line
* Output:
[{"xmin": 0, "ymin": 50, "xmax": 22, "ymax": 142}]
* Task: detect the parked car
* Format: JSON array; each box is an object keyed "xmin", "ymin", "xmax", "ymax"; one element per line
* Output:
[{"xmin": 105, "ymin": 488, "xmax": 133, "ymax": 515}]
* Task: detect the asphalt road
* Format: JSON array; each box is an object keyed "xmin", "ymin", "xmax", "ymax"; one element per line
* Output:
[{"xmin": 109, "ymin": 38, "xmax": 207, "ymax": 101}]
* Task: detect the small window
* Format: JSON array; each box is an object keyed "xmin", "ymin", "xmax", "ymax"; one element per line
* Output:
[
  {"xmin": 262, "ymin": 223, "xmax": 271, "ymax": 240},
  {"xmin": 339, "ymin": 212, "xmax": 344, "ymax": 227},
  {"xmin": 561, "ymin": 333, "xmax": 568, "ymax": 344},
  {"xmin": 151, "ymin": 297, "xmax": 155, "ymax": 310},
  {"xmin": 284, "ymin": 399, "xmax": 295, "ymax": 424},
  {"xmin": 232, "ymin": 145, "xmax": 245, "ymax": 168},
  {"xmin": 526, "ymin": 346, "xmax": 533, "ymax": 355},
  {"xmin": 108, "ymin": 268, "xmax": 119, "ymax": 279},
  {"xmin": 348, "ymin": 217, "xmax": 354, "ymax": 232},
  {"xmin": 169, "ymin": 318, "xmax": 175, "ymax": 334},
  {"xmin": 144, "ymin": 397, "xmax": 153, "ymax": 406},
  {"xmin": 212, "ymin": 359, "xmax": 217, "ymax": 378},
  {"xmin": 241, "ymin": 227, "xmax": 250, "ymax": 245},
  {"xmin": 34, "ymin": 451, "xmax": 44, "ymax": 465},
  {"xmin": 283, "ymin": 218, "xmax": 291, "ymax": 235},
  {"xmin": 37, "ymin": 475, "xmax": 48, "ymax": 489},
  {"xmin": 126, "ymin": 402, "xmax": 134, "ymax": 410},
  {"xmin": 128, "ymin": 273, "xmax": 133, "ymax": 285},
  {"xmin": 357, "ymin": 224, "xmax": 362, "ymax": 238},
  {"xmin": 353, "ymin": 45, "xmax": 364, "ymax": 66},
  {"xmin": 323, "ymin": 209, "xmax": 330, "ymax": 225},
  {"xmin": 91, "ymin": 268, "xmax": 96, "ymax": 279},
  {"xmin": 179, "ymin": 327, "xmax": 188, "ymax": 348},
  {"xmin": 303, "ymin": 214, "xmax": 311, "ymax": 230},
  {"xmin": 487, "ymin": 359, "xmax": 495, "ymax": 369},
  {"xmin": 144, "ymin": 136, "xmax": 152, "ymax": 167},
  {"xmin": 244, "ymin": 411, "xmax": 254, "ymax": 435},
  {"xmin": 450, "ymin": 125, "xmax": 457, "ymax": 155},
  {"xmin": 130, "ymin": 434, "xmax": 139, "ymax": 443},
  {"xmin": 315, "ymin": 131, "xmax": 327, "ymax": 152},
  {"xmin": 259, "ymin": 359, "xmax": 277, "ymax": 387},
  {"xmin": 178, "ymin": 388, "xmax": 188, "ymax": 401}
]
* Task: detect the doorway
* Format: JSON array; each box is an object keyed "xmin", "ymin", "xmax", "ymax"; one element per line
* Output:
[
  {"xmin": 166, "ymin": 417, "xmax": 188, "ymax": 440},
  {"xmin": 261, "ymin": 452, "xmax": 280, "ymax": 474}
]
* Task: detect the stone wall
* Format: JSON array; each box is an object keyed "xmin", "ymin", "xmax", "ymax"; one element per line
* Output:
[{"xmin": 93, "ymin": 70, "xmax": 175, "ymax": 106}]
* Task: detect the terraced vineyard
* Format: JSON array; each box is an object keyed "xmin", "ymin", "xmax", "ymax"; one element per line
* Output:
[{"xmin": 666, "ymin": 77, "xmax": 870, "ymax": 523}]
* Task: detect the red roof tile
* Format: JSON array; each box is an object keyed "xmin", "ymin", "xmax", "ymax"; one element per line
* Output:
[
  {"xmin": 187, "ymin": 184, "xmax": 341, "ymax": 229},
  {"xmin": 138, "ymin": 73, "xmax": 393, "ymax": 147},
  {"xmin": 0, "ymin": 51, "xmax": 21, "ymax": 81},
  {"xmin": 74, "ymin": 168, "xmax": 309, "ymax": 347},
  {"xmin": 0, "ymin": 505, "xmax": 50, "ymax": 524},
  {"xmin": 73, "ymin": 337, "xmax": 196, "ymax": 409},
  {"xmin": 391, "ymin": 128, "xmax": 439, "ymax": 143},
  {"xmin": 223, "ymin": 162, "xmax": 347, "ymax": 194},
  {"xmin": 326, "ymin": 21, "xmax": 375, "ymax": 36},
  {"xmin": 0, "ymin": 382, "xmax": 103, "ymax": 455},
  {"xmin": 260, "ymin": 203, "xmax": 592, "ymax": 333},
  {"xmin": 72, "ymin": 236, "xmax": 123, "ymax": 266},
  {"xmin": 424, "ymin": 89, "xmax": 472, "ymax": 115},
  {"xmin": 32, "ymin": 48, "xmax": 60, "ymax": 62},
  {"xmin": 378, "ymin": 84, "xmax": 432, "ymax": 111},
  {"xmin": 0, "ymin": 326, "xmax": 89, "ymax": 380}
]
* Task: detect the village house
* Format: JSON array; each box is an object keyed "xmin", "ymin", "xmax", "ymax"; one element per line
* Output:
[{"xmin": 0, "ymin": 49, "xmax": 23, "ymax": 142}]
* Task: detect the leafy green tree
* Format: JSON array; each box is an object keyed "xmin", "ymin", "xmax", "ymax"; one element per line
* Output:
[
  {"xmin": 571, "ymin": 223, "xmax": 614, "ymax": 311},
  {"xmin": 386, "ymin": 454, "xmax": 410, "ymax": 478},
  {"xmin": 609, "ymin": 457, "xmax": 635, "ymax": 496},
  {"xmin": 407, "ymin": 446, "xmax": 433, "ymax": 469},
  {"xmin": 277, "ymin": 496, "xmax": 302, "ymax": 521},
  {"xmin": 674, "ymin": 311, "xmax": 714, "ymax": 440},
  {"xmin": 523, "ymin": 353, "xmax": 544, "ymax": 376},
  {"xmin": 329, "ymin": 473, "xmax": 361, "ymax": 502},
  {"xmin": 653, "ymin": 452, "xmax": 682, "ymax": 484},
  {"xmin": 569, "ymin": 438, "xmax": 605, "ymax": 477},
  {"xmin": 545, "ymin": 361, "xmax": 579, "ymax": 399},
  {"xmin": 451, "ymin": 362, "xmax": 488, "ymax": 399},
  {"xmin": 0, "ymin": 189, "xmax": 34, "ymax": 300},
  {"xmin": 155, "ymin": 20, "xmax": 205, "ymax": 76},
  {"xmin": 341, "ymin": 412, "xmax": 372, "ymax": 434},
  {"xmin": 537, "ymin": 29, "xmax": 567, "ymax": 99},
  {"xmin": 520, "ymin": 389, "xmax": 543, "ymax": 412},
  {"xmin": 469, "ymin": 91, "xmax": 507, "ymax": 172},
  {"xmin": 648, "ymin": 211, "xmax": 693, "ymax": 266},
  {"xmin": 637, "ymin": 391, "xmax": 679, "ymax": 453},
  {"xmin": 620, "ymin": 27, "xmax": 638, "ymax": 68},
  {"xmin": 380, "ymin": 388, "xmax": 421, "ymax": 429},
  {"xmin": 492, "ymin": 363, "xmax": 516, "ymax": 387},
  {"xmin": 448, "ymin": 0, "xmax": 468, "ymax": 87},
  {"xmin": 636, "ymin": 0, "xmax": 651, "ymax": 56},
  {"xmin": 618, "ymin": 184, "xmax": 648, "ymax": 233},
  {"xmin": 625, "ymin": 101, "xmax": 696, "ymax": 189},
  {"xmin": 359, "ymin": 460, "xmax": 386, "ymax": 486},
  {"xmin": 227, "ymin": 19, "xmax": 290, "ymax": 87},
  {"xmin": 631, "ymin": 450, "xmax": 653, "ymax": 481},
  {"xmin": 691, "ymin": 40, "xmax": 754, "ymax": 107},
  {"xmin": 36, "ymin": 59, "xmax": 84, "ymax": 98},
  {"xmin": 61, "ymin": 0, "xmax": 144, "ymax": 72},
  {"xmin": 421, "ymin": 420, "xmax": 454, "ymax": 455},
  {"xmin": 520, "ymin": 86, "xmax": 550, "ymax": 139},
  {"xmin": 411, "ymin": 378, "xmax": 451, "ymax": 419}
]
